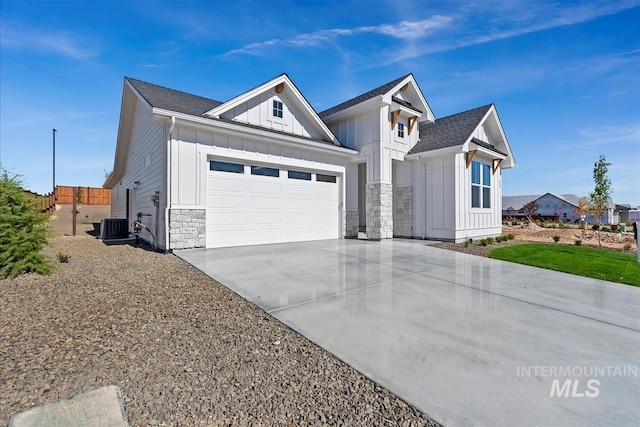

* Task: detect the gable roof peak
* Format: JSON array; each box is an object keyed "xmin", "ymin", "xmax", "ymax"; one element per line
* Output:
[{"xmin": 408, "ymin": 104, "xmax": 493, "ymax": 155}]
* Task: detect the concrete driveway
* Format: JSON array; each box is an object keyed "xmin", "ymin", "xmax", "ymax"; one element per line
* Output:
[{"xmin": 177, "ymin": 239, "xmax": 640, "ymax": 427}]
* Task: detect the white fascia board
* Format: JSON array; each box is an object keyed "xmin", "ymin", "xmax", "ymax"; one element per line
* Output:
[
  {"xmin": 405, "ymin": 145, "xmax": 461, "ymax": 160},
  {"xmin": 105, "ymin": 81, "xmax": 152, "ymax": 189},
  {"xmin": 471, "ymin": 144, "xmax": 507, "ymax": 160},
  {"xmin": 320, "ymin": 96, "xmax": 385, "ymax": 123},
  {"xmin": 202, "ymin": 74, "xmax": 341, "ymax": 146},
  {"xmin": 382, "ymin": 75, "xmax": 434, "ymax": 122},
  {"xmin": 469, "ymin": 105, "xmax": 515, "ymax": 167},
  {"xmin": 153, "ymin": 108, "xmax": 359, "ymax": 158},
  {"xmin": 103, "ymin": 171, "xmax": 116, "ymax": 189}
]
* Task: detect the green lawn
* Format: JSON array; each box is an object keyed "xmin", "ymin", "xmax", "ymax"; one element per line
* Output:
[{"xmin": 488, "ymin": 244, "xmax": 640, "ymax": 286}]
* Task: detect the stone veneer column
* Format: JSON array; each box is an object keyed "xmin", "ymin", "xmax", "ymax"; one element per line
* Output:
[
  {"xmin": 393, "ymin": 186, "xmax": 413, "ymax": 237},
  {"xmin": 345, "ymin": 211, "xmax": 359, "ymax": 237},
  {"xmin": 366, "ymin": 183, "xmax": 393, "ymax": 240},
  {"xmin": 169, "ymin": 209, "xmax": 206, "ymax": 250}
]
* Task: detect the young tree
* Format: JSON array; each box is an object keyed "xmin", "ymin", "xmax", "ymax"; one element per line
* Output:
[
  {"xmin": 573, "ymin": 197, "xmax": 590, "ymax": 230},
  {"xmin": 0, "ymin": 166, "xmax": 53, "ymax": 278},
  {"xmin": 588, "ymin": 155, "xmax": 613, "ymax": 246},
  {"xmin": 521, "ymin": 200, "xmax": 539, "ymax": 224}
]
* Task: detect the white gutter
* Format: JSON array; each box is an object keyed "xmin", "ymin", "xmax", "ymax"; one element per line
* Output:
[{"xmin": 165, "ymin": 116, "xmax": 175, "ymax": 253}]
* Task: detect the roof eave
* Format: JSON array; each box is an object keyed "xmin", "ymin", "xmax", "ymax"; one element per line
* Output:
[
  {"xmin": 320, "ymin": 95, "xmax": 385, "ymax": 122},
  {"xmin": 152, "ymin": 108, "xmax": 358, "ymax": 158},
  {"xmin": 405, "ymin": 145, "xmax": 462, "ymax": 159}
]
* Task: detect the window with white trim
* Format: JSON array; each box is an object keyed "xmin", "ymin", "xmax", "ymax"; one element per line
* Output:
[
  {"xmin": 471, "ymin": 161, "xmax": 491, "ymax": 208},
  {"xmin": 272, "ymin": 100, "xmax": 283, "ymax": 118},
  {"xmin": 397, "ymin": 122, "xmax": 405, "ymax": 138}
]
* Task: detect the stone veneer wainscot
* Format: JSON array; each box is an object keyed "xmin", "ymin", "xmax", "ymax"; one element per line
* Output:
[{"xmin": 169, "ymin": 209, "xmax": 206, "ymax": 249}]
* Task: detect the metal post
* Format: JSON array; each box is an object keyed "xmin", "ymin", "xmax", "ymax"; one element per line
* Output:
[
  {"xmin": 72, "ymin": 187, "xmax": 77, "ymax": 237},
  {"xmin": 52, "ymin": 129, "xmax": 57, "ymax": 191}
]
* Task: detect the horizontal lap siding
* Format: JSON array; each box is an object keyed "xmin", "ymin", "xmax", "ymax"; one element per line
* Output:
[{"xmin": 112, "ymin": 100, "xmax": 165, "ymax": 247}]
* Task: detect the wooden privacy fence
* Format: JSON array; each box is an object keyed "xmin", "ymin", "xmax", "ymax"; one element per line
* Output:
[
  {"xmin": 25, "ymin": 186, "xmax": 111, "ymax": 213},
  {"xmin": 55, "ymin": 186, "xmax": 111, "ymax": 205}
]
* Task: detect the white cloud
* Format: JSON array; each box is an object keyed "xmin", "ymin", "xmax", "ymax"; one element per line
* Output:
[
  {"xmin": 225, "ymin": 16, "xmax": 453, "ymax": 56},
  {"xmin": 225, "ymin": 0, "xmax": 639, "ymax": 69},
  {"xmin": 0, "ymin": 24, "xmax": 99, "ymax": 59},
  {"xmin": 561, "ymin": 124, "xmax": 640, "ymax": 149}
]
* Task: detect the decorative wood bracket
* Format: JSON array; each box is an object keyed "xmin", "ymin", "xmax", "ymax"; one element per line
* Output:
[
  {"xmin": 275, "ymin": 83, "xmax": 284, "ymax": 93},
  {"xmin": 407, "ymin": 116, "xmax": 418, "ymax": 135},
  {"xmin": 399, "ymin": 83, "xmax": 409, "ymax": 91},
  {"xmin": 492, "ymin": 158, "xmax": 503, "ymax": 174},
  {"xmin": 465, "ymin": 150, "xmax": 478, "ymax": 168},
  {"xmin": 391, "ymin": 109, "xmax": 401, "ymax": 130}
]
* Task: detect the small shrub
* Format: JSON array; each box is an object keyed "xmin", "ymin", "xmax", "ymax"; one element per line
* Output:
[
  {"xmin": 57, "ymin": 253, "xmax": 70, "ymax": 263},
  {"xmin": 552, "ymin": 223, "xmax": 559, "ymax": 229},
  {"xmin": 601, "ymin": 226, "xmax": 611, "ymax": 232},
  {"xmin": 506, "ymin": 233, "xmax": 516, "ymax": 240},
  {"xmin": 558, "ymin": 223, "xmax": 568, "ymax": 229},
  {"xmin": 464, "ymin": 240, "xmax": 470, "ymax": 248},
  {"xmin": 479, "ymin": 239, "xmax": 488, "ymax": 247},
  {"xmin": 574, "ymin": 240, "xmax": 582, "ymax": 246},
  {"xmin": 0, "ymin": 167, "xmax": 53, "ymax": 278},
  {"xmin": 552, "ymin": 235, "xmax": 560, "ymax": 243},
  {"xmin": 486, "ymin": 237, "xmax": 494, "ymax": 245},
  {"xmin": 592, "ymin": 224, "xmax": 599, "ymax": 231}
]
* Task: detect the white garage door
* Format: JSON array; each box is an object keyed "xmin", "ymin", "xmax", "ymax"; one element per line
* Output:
[{"xmin": 206, "ymin": 160, "xmax": 339, "ymax": 248}]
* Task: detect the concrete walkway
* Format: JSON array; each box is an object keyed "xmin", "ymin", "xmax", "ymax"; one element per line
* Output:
[{"xmin": 177, "ymin": 239, "xmax": 640, "ymax": 427}]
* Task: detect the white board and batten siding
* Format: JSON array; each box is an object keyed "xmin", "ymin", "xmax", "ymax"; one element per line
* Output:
[
  {"xmin": 453, "ymin": 152, "xmax": 502, "ymax": 241},
  {"xmin": 220, "ymin": 91, "xmax": 324, "ymax": 140},
  {"xmin": 420, "ymin": 155, "xmax": 456, "ymax": 240},
  {"xmin": 170, "ymin": 125, "xmax": 347, "ymax": 248},
  {"xmin": 110, "ymin": 100, "xmax": 166, "ymax": 248}
]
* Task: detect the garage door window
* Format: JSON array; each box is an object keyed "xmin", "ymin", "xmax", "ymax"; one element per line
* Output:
[
  {"xmin": 316, "ymin": 174, "xmax": 337, "ymax": 183},
  {"xmin": 288, "ymin": 170, "xmax": 312, "ymax": 180},
  {"xmin": 251, "ymin": 166, "xmax": 279, "ymax": 177},
  {"xmin": 210, "ymin": 161, "xmax": 244, "ymax": 173}
]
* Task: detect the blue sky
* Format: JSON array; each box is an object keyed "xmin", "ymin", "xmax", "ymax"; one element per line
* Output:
[{"xmin": 1, "ymin": 0, "xmax": 638, "ymax": 206}]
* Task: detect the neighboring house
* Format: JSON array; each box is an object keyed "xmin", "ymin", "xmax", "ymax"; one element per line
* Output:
[
  {"xmin": 502, "ymin": 193, "xmax": 619, "ymax": 224},
  {"xmin": 616, "ymin": 204, "xmax": 632, "ymax": 224},
  {"xmin": 104, "ymin": 73, "xmax": 516, "ymax": 250}
]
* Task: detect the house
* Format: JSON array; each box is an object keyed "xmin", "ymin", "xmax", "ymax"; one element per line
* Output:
[
  {"xmin": 616, "ymin": 204, "xmax": 632, "ymax": 224},
  {"xmin": 502, "ymin": 193, "xmax": 619, "ymax": 224},
  {"xmin": 103, "ymin": 73, "xmax": 516, "ymax": 250}
]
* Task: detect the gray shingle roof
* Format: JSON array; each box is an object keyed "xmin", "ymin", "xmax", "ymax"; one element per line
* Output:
[
  {"xmin": 408, "ymin": 104, "xmax": 492, "ymax": 155},
  {"xmin": 502, "ymin": 193, "xmax": 588, "ymax": 211},
  {"xmin": 124, "ymin": 77, "xmax": 345, "ymax": 148},
  {"xmin": 319, "ymin": 74, "xmax": 412, "ymax": 118},
  {"xmin": 502, "ymin": 195, "xmax": 541, "ymax": 210},
  {"xmin": 126, "ymin": 77, "xmax": 223, "ymax": 116}
]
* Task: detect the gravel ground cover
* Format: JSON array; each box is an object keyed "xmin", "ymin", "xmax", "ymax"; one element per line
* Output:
[{"xmin": 1, "ymin": 205, "xmax": 439, "ymax": 426}]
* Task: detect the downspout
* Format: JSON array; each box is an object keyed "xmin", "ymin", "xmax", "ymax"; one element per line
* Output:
[{"xmin": 164, "ymin": 116, "xmax": 176, "ymax": 253}]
